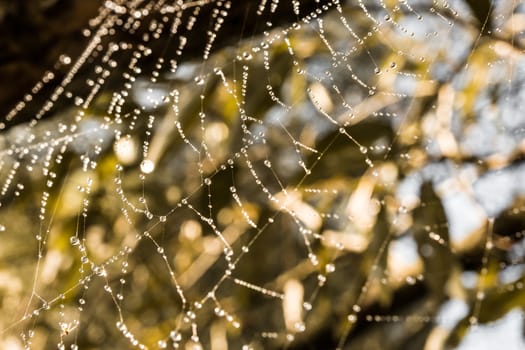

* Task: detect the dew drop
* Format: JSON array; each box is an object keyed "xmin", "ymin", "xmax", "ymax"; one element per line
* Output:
[
  {"xmin": 317, "ymin": 274, "xmax": 326, "ymax": 285},
  {"xmin": 325, "ymin": 263, "xmax": 335, "ymax": 273},
  {"xmin": 140, "ymin": 159, "xmax": 155, "ymax": 174},
  {"xmin": 59, "ymin": 55, "xmax": 72, "ymax": 65},
  {"xmin": 195, "ymin": 76, "xmax": 205, "ymax": 85},
  {"xmin": 170, "ymin": 330, "xmax": 182, "ymax": 341},
  {"xmin": 294, "ymin": 321, "xmax": 306, "ymax": 332}
]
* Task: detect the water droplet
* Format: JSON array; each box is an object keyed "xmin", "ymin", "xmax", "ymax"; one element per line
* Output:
[
  {"xmin": 325, "ymin": 263, "xmax": 335, "ymax": 273},
  {"xmin": 140, "ymin": 159, "xmax": 155, "ymax": 173},
  {"xmin": 194, "ymin": 76, "xmax": 205, "ymax": 85},
  {"xmin": 309, "ymin": 253, "xmax": 319, "ymax": 266},
  {"xmin": 317, "ymin": 274, "xmax": 326, "ymax": 285},
  {"xmin": 294, "ymin": 321, "xmax": 306, "ymax": 332},
  {"xmin": 170, "ymin": 330, "xmax": 182, "ymax": 341},
  {"xmin": 59, "ymin": 55, "xmax": 71, "ymax": 65}
]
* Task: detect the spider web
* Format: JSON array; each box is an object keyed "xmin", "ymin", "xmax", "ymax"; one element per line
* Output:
[{"xmin": 1, "ymin": 0, "xmax": 525, "ymax": 349}]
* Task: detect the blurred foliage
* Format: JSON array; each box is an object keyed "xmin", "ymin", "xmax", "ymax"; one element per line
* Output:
[{"xmin": 0, "ymin": 1, "xmax": 525, "ymax": 350}]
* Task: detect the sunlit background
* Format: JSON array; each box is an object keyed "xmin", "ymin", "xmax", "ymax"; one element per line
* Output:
[{"xmin": 0, "ymin": 0, "xmax": 525, "ymax": 349}]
